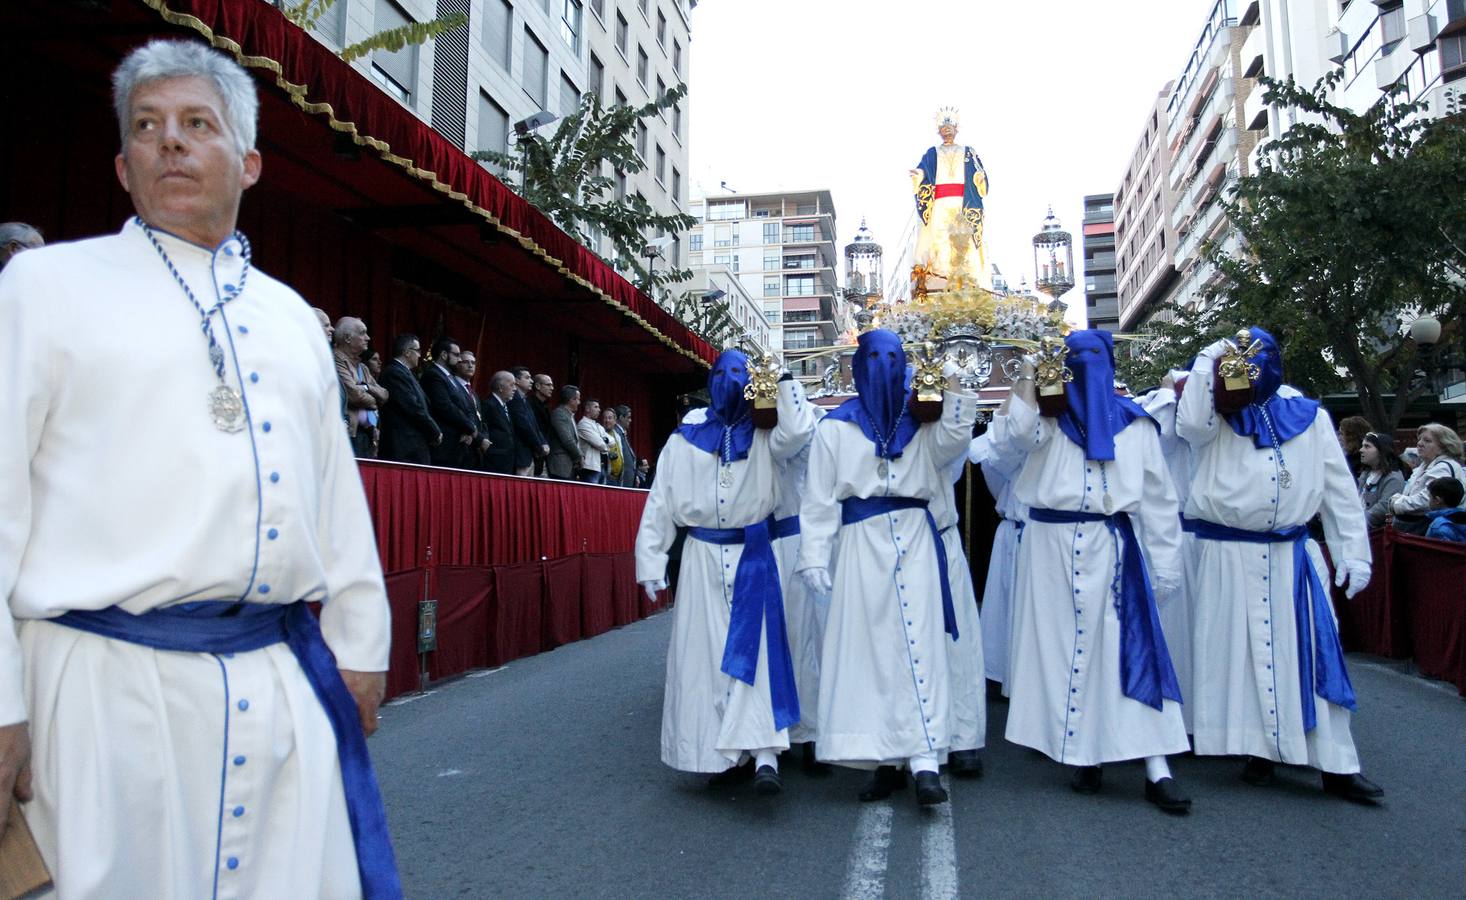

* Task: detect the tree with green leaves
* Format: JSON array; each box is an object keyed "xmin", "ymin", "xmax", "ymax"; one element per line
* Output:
[
  {"xmin": 280, "ymin": 0, "xmax": 466, "ymax": 63},
  {"xmin": 472, "ymin": 84, "xmax": 696, "ymax": 298},
  {"xmin": 1118, "ymin": 71, "xmax": 1466, "ymax": 431}
]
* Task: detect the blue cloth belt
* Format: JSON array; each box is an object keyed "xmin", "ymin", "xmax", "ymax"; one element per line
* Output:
[
  {"xmin": 840, "ymin": 496, "xmax": 958, "ymax": 640},
  {"xmin": 1181, "ymin": 516, "xmax": 1357, "ymax": 731},
  {"xmin": 1028, "ymin": 508, "xmax": 1181, "ymax": 711},
  {"xmin": 770, "ymin": 515, "xmax": 801, "ymax": 540},
  {"xmin": 686, "ymin": 519, "xmax": 801, "ymax": 731},
  {"xmin": 53, "ymin": 601, "xmax": 402, "ymax": 899}
]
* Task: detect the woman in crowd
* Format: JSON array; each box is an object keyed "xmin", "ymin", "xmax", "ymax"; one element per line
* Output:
[
  {"xmin": 1337, "ymin": 415, "xmax": 1370, "ymax": 479},
  {"xmin": 1357, "ymin": 432, "xmax": 1406, "ymax": 530},
  {"xmin": 1388, "ymin": 423, "xmax": 1466, "ymax": 533}
]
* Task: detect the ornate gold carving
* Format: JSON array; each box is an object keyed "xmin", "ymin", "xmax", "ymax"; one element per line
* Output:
[
  {"xmin": 1034, "ymin": 336, "xmax": 1073, "ymax": 398},
  {"xmin": 1218, "ymin": 329, "xmax": 1263, "ymax": 391},
  {"xmin": 914, "ymin": 342, "xmax": 946, "ymax": 402},
  {"xmin": 743, "ymin": 353, "xmax": 781, "ymax": 409}
]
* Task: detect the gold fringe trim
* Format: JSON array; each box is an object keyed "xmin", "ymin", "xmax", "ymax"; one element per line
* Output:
[{"xmin": 139, "ymin": 0, "xmax": 710, "ymax": 368}]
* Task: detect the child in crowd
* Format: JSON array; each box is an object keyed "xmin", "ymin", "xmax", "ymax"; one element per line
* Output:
[{"xmin": 1424, "ymin": 478, "xmax": 1466, "ymax": 543}]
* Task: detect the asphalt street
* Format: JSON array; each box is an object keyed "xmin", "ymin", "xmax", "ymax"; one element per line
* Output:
[{"xmin": 372, "ymin": 609, "xmax": 1466, "ymax": 899}]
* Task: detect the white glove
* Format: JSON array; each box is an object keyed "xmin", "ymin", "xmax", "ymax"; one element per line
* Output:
[
  {"xmin": 640, "ymin": 579, "xmax": 667, "ymax": 603},
  {"xmin": 941, "ymin": 357, "xmax": 961, "ymax": 378},
  {"xmin": 1150, "ymin": 569, "xmax": 1183, "ymax": 605},
  {"xmin": 800, "ymin": 567, "xmax": 833, "ymax": 596},
  {"xmin": 1334, "ymin": 559, "xmax": 1371, "ymax": 600},
  {"xmin": 1198, "ymin": 338, "xmax": 1231, "ymax": 361}
]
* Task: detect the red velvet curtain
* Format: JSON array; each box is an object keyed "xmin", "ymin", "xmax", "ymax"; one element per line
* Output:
[
  {"xmin": 383, "ymin": 568, "xmax": 426, "ymax": 699},
  {"xmin": 1393, "ymin": 532, "xmax": 1466, "ymax": 694},
  {"xmin": 1331, "ymin": 531, "xmax": 1409, "ymax": 658}
]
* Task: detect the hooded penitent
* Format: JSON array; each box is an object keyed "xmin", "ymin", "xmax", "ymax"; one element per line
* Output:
[
  {"xmin": 678, "ymin": 349, "xmax": 754, "ymax": 462},
  {"xmin": 1055, "ymin": 329, "xmax": 1149, "ymax": 461},
  {"xmin": 1224, "ymin": 327, "xmax": 1319, "ymax": 448},
  {"xmin": 826, "ymin": 329, "xmax": 918, "ymax": 459}
]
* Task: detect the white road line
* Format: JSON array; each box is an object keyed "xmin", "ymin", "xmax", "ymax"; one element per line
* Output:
[
  {"xmin": 919, "ymin": 774, "xmax": 959, "ymax": 900},
  {"xmin": 840, "ymin": 802, "xmax": 893, "ymax": 900}
]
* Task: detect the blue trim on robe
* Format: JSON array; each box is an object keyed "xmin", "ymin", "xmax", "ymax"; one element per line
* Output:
[
  {"xmin": 1182, "ymin": 516, "xmax": 1358, "ymax": 730},
  {"xmin": 686, "ymin": 520, "xmax": 801, "ymax": 731},
  {"xmin": 54, "ymin": 601, "xmax": 404, "ymax": 900},
  {"xmin": 1028, "ymin": 508, "xmax": 1182, "ymax": 711}
]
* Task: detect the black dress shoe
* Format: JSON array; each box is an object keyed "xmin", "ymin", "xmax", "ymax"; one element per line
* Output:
[
  {"xmin": 859, "ymin": 765, "xmax": 907, "ymax": 802},
  {"xmin": 707, "ymin": 760, "xmax": 754, "ymax": 787},
  {"xmin": 914, "ymin": 771, "xmax": 949, "ymax": 806},
  {"xmin": 802, "ymin": 742, "xmax": 832, "ymax": 776},
  {"xmin": 753, "ymin": 765, "xmax": 782, "ymax": 796},
  {"xmin": 948, "ymin": 749, "xmax": 984, "ymax": 779},
  {"xmin": 1321, "ymin": 772, "xmax": 1384, "ymax": 804},
  {"xmin": 1145, "ymin": 777, "xmax": 1192, "ymax": 815},
  {"xmin": 1241, "ymin": 756, "xmax": 1276, "ymax": 786},
  {"xmin": 1070, "ymin": 765, "xmax": 1103, "ymax": 795}
]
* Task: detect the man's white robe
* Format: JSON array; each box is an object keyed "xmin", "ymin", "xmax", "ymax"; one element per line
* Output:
[
  {"xmin": 798, "ymin": 391, "xmax": 978, "ymax": 767},
  {"xmin": 1000, "ymin": 394, "xmax": 1189, "ymax": 766},
  {"xmin": 1177, "ymin": 361, "xmax": 1368, "ymax": 773},
  {"xmin": 0, "ymin": 223, "xmax": 389, "ymax": 898},
  {"xmin": 635, "ymin": 381, "xmax": 814, "ymax": 773},
  {"xmin": 933, "ymin": 454, "xmax": 986, "ymax": 754},
  {"xmin": 771, "ymin": 416, "xmax": 825, "ymax": 745},
  {"xmin": 969, "ymin": 413, "xmax": 1025, "ymax": 692},
  {"xmin": 1140, "ymin": 386, "xmax": 1197, "ymax": 732}
]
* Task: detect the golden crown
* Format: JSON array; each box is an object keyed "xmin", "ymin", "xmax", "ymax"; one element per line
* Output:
[{"xmin": 935, "ymin": 106, "xmax": 960, "ymax": 128}]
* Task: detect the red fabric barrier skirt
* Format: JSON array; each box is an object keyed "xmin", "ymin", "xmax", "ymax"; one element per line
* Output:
[
  {"xmin": 430, "ymin": 566, "xmax": 494, "ymax": 679},
  {"xmin": 1394, "ymin": 533, "xmax": 1466, "ymax": 694},
  {"xmin": 542, "ymin": 555, "xmax": 584, "ymax": 649},
  {"xmin": 492, "ymin": 561, "xmax": 547, "ymax": 666},
  {"xmin": 1331, "ymin": 531, "xmax": 1408, "ymax": 658},
  {"xmin": 611, "ymin": 554, "xmax": 640, "ymax": 626},
  {"xmin": 384, "ymin": 568, "xmax": 426, "ymax": 700},
  {"xmin": 581, "ymin": 555, "xmax": 618, "ymax": 639}
]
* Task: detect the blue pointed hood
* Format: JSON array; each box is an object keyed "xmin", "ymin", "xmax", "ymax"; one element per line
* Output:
[
  {"xmin": 826, "ymin": 329, "xmax": 918, "ymax": 459},
  {"xmin": 1226, "ymin": 327, "xmax": 1319, "ymax": 447},
  {"xmin": 1055, "ymin": 329, "xmax": 1149, "ymax": 461},
  {"xmin": 677, "ymin": 349, "xmax": 755, "ymax": 462}
]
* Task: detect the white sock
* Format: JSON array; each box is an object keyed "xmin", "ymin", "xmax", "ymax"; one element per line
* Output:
[
  {"xmin": 754, "ymin": 749, "xmax": 778, "ymax": 771},
  {"xmin": 1144, "ymin": 755, "xmax": 1172, "ymax": 783},
  {"xmin": 909, "ymin": 752, "xmax": 939, "ymax": 775}
]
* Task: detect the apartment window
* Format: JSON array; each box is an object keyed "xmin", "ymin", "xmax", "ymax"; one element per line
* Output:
[
  {"xmin": 615, "ymin": 171, "xmax": 627, "ymax": 200},
  {"xmin": 656, "ymin": 76, "xmax": 667, "ymax": 107},
  {"xmin": 483, "ymin": 0, "xmax": 513, "ymax": 70},
  {"xmin": 655, "ymin": 144, "xmax": 666, "ymax": 184},
  {"xmin": 689, "ymin": 233, "xmax": 703, "ymax": 252},
  {"xmin": 765, "ymin": 306, "xmax": 782, "ymax": 322},
  {"xmin": 713, "ymin": 254, "xmax": 731, "ymax": 265},
  {"xmin": 656, "ymin": 9, "xmax": 668, "ymax": 47},
  {"xmin": 371, "ymin": 0, "xmax": 418, "ymax": 101},
  {"xmin": 635, "ymin": 121, "xmax": 647, "ymax": 158},
  {"xmin": 706, "ymin": 201, "xmax": 745, "ymax": 221},
  {"xmin": 763, "ymin": 277, "xmax": 780, "ymax": 297},
  {"xmin": 614, "ymin": 86, "xmax": 627, "ymax": 109},
  {"xmin": 560, "ymin": 0, "xmax": 583, "ymax": 52},
  {"xmin": 673, "ymin": 38, "xmax": 682, "ymax": 74},
  {"xmin": 1380, "ymin": 2, "xmax": 1406, "ymax": 47},
  {"xmin": 762, "ymin": 222, "xmax": 779, "ymax": 244},
  {"xmin": 522, "ymin": 28, "xmax": 549, "ymax": 107},
  {"xmin": 763, "ymin": 253, "xmax": 780, "ymax": 270},
  {"xmin": 589, "ymin": 54, "xmax": 605, "ymax": 102},
  {"xmin": 615, "ymin": 11, "xmax": 629, "ymax": 57},
  {"xmin": 731, "ymin": 255, "xmax": 740, "ymax": 273},
  {"xmin": 784, "ymin": 224, "xmax": 815, "ymax": 243},
  {"xmin": 672, "ymin": 103, "xmax": 682, "ymax": 139},
  {"xmin": 1442, "ymin": 31, "xmax": 1466, "ymax": 72},
  {"xmin": 560, "ymin": 74, "xmax": 580, "ymax": 116},
  {"xmin": 590, "ymin": 0, "xmax": 604, "ymax": 21},
  {"xmin": 638, "ymin": 0, "xmax": 649, "ymax": 17},
  {"xmin": 312, "ymin": 0, "xmax": 348, "ymax": 46},
  {"xmin": 731, "ymin": 224, "xmax": 740, "ymax": 246},
  {"xmin": 713, "ymin": 225, "xmax": 731, "ymax": 247},
  {"xmin": 477, "ymin": 92, "xmax": 510, "ymax": 170},
  {"xmin": 637, "ymin": 46, "xmax": 650, "ymax": 87},
  {"xmin": 786, "ymin": 275, "xmax": 815, "ymax": 296},
  {"xmin": 671, "ymin": 167, "xmax": 681, "ymax": 203}
]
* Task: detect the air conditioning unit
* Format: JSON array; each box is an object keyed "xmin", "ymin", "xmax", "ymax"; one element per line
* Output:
[
  {"xmin": 1326, "ymin": 27, "xmax": 1350, "ymax": 65},
  {"xmin": 1408, "ymin": 13, "xmax": 1438, "ymax": 54}
]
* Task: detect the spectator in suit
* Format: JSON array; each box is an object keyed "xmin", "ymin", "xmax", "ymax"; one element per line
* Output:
[
  {"xmin": 547, "ymin": 385, "xmax": 581, "ymax": 480},
  {"xmin": 613, "ymin": 405, "xmax": 638, "ymax": 488},
  {"xmin": 509, "ymin": 366, "xmax": 549, "ymax": 477},
  {"xmin": 636, "ymin": 457, "xmax": 651, "ymax": 488},
  {"xmin": 453, "ymin": 350, "xmax": 492, "ymax": 470},
  {"xmin": 378, "ymin": 332, "xmax": 441, "ymax": 464},
  {"xmin": 481, "ymin": 371, "xmax": 518, "ymax": 474},
  {"xmin": 421, "ymin": 336, "xmax": 478, "ymax": 469},
  {"xmin": 333, "ymin": 317, "xmax": 387, "ymax": 458},
  {"xmin": 0, "ymin": 221, "xmax": 43, "ymax": 271},
  {"xmin": 530, "ymin": 373, "xmax": 556, "ymax": 476},
  {"xmin": 600, "ymin": 406, "xmax": 624, "ymax": 484},
  {"xmin": 576, "ymin": 397, "xmax": 612, "ymax": 484}
]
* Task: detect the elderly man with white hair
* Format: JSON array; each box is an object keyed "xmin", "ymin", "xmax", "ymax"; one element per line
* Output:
[
  {"xmin": 0, "ymin": 222, "xmax": 43, "ymax": 271},
  {"xmin": 0, "ymin": 40, "xmax": 399, "ymax": 897}
]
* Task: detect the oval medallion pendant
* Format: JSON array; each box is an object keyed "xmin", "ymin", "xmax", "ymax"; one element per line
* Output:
[{"xmin": 209, "ymin": 385, "xmax": 246, "ymax": 433}]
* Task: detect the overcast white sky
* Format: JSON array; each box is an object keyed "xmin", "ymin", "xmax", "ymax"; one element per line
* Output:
[{"xmin": 686, "ymin": 0, "xmax": 1219, "ymax": 320}]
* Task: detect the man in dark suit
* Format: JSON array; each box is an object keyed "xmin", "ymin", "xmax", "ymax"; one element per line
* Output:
[
  {"xmin": 509, "ymin": 366, "xmax": 549, "ymax": 477},
  {"xmin": 420, "ymin": 336, "xmax": 478, "ymax": 469},
  {"xmin": 613, "ymin": 405, "xmax": 638, "ymax": 487},
  {"xmin": 528, "ymin": 372, "xmax": 556, "ymax": 476},
  {"xmin": 378, "ymin": 333, "xmax": 441, "ymax": 464},
  {"xmin": 453, "ymin": 350, "xmax": 492, "ymax": 470},
  {"xmin": 480, "ymin": 371, "xmax": 518, "ymax": 474}
]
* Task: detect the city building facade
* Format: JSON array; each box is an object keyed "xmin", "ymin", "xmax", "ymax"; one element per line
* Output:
[
  {"xmin": 686, "ymin": 189, "xmax": 847, "ymax": 380},
  {"xmin": 298, "ymin": 0, "xmax": 692, "ymax": 266},
  {"xmin": 1081, "ymin": 194, "xmax": 1119, "ymax": 331},
  {"xmin": 1113, "ymin": 84, "xmax": 1179, "ymax": 333}
]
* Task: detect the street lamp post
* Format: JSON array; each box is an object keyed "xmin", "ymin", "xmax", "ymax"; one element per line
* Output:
[{"xmin": 1408, "ymin": 315, "xmax": 1466, "ymax": 398}]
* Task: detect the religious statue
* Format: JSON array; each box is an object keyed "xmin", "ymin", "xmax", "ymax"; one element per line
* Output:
[{"xmin": 909, "ymin": 106, "xmax": 990, "ymax": 292}]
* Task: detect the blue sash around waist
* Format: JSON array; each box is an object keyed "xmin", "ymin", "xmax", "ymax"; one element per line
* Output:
[
  {"xmin": 770, "ymin": 515, "xmax": 801, "ymax": 541},
  {"xmin": 53, "ymin": 601, "xmax": 402, "ymax": 900},
  {"xmin": 1181, "ymin": 516, "xmax": 1357, "ymax": 731},
  {"xmin": 840, "ymin": 496, "xmax": 958, "ymax": 640},
  {"xmin": 686, "ymin": 519, "xmax": 801, "ymax": 731},
  {"xmin": 1028, "ymin": 508, "xmax": 1181, "ymax": 711}
]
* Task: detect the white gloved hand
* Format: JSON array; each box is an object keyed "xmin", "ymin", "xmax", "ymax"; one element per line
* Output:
[
  {"xmin": 1334, "ymin": 559, "xmax": 1372, "ymax": 600},
  {"xmin": 1198, "ymin": 338, "xmax": 1231, "ymax": 361},
  {"xmin": 640, "ymin": 579, "xmax": 667, "ymax": 603},
  {"xmin": 941, "ymin": 357, "xmax": 961, "ymax": 378},
  {"xmin": 1150, "ymin": 569, "xmax": 1183, "ymax": 605},
  {"xmin": 1019, "ymin": 354, "xmax": 1038, "ymax": 378},
  {"xmin": 800, "ymin": 567, "xmax": 833, "ymax": 597}
]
